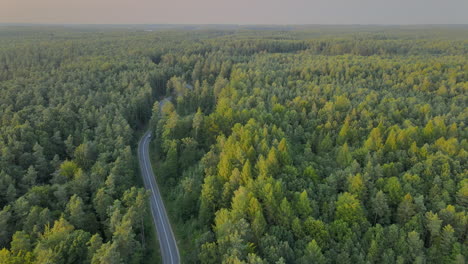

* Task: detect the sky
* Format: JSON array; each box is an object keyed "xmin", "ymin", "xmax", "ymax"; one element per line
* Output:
[{"xmin": 1, "ymin": 0, "xmax": 467, "ymax": 25}]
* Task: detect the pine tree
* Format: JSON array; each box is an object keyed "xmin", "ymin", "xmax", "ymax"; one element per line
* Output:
[
  {"xmin": 32, "ymin": 143, "xmax": 48, "ymax": 180},
  {"xmin": 335, "ymin": 192, "xmax": 365, "ymax": 225},
  {"xmin": 303, "ymin": 166, "xmax": 319, "ymax": 184},
  {"xmin": 425, "ymin": 211, "xmax": 442, "ymax": 247},
  {"xmin": 200, "ymin": 175, "xmax": 221, "ymax": 225},
  {"xmin": 440, "ymin": 225, "xmax": 455, "ymax": 253},
  {"xmin": 0, "ymin": 206, "xmax": 12, "ymax": 248},
  {"xmin": 164, "ymin": 140, "xmax": 178, "ymax": 180},
  {"xmin": 337, "ymin": 119, "xmax": 351, "ymax": 145},
  {"xmin": 364, "ymin": 127, "xmax": 383, "ymax": 151},
  {"xmin": 371, "ymin": 191, "xmax": 390, "ymax": 224},
  {"xmin": 366, "ymin": 239, "xmax": 380, "ymax": 263},
  {"xmin": 10, "ymin": 231, "xmax": 32, "ymax": 254},
  {"xmin": 252, "ymin": 210, "xmax": 267, "ymax": 241},
  {"xmin": 21, "ymin": 166, "xmax": 37, "ymax": 189},
  {"xmin": 74, "ymin": 142, "xmax": 96, "ymax": 170},
  {"xmin": 407, "ymin": 231, "xmax": 424, "ymax": 262},
  {"xmin": 384, "ymin": 129, "xmax": 398, "ymax": 152},
  {"xmin": 278, "ymin": 198, "xmax": 294, "ymax": 227},
  {"xmin": 93, "ymin": 188, "xmax": 113, "ymax": 222},
  {"xmin": 347, "ymin": 173, "xmax": 365, "ymax": 199},
  {"xmin": 241, "ymin": 160, "xmax": 253, "ymax": 185},
  {"xmin": 66, "ymin": 194, "xmax": 86, "ymax": 230},
  {"xmin": 318, "ymin": 134, "xmax": 333, "ymax": 153},
  {"xmin": 193, "ymin": 107, "xmax": 204, "ymax": 140},
  {"xmin": 87, "ymin": 234, "xmax": 103, "ymax": 263},
  {"xmin": 301, "ymin": 240, "xmax": 326, "ymax": 264},
  {"xmin": 397, "ymin": 194, "xmax": 416, "ymax": 224},
  {"xmin": 292, "ymin": 217, "xmax": 304, "ymax": 239},
  {"xmin": 337, "ymin": 143, "xmax": 353, "ymax": 167},
  {"xmin": 277, "ymin": 138, "xmax": 291, "ymax": 165},
  {"xmin": 91, "ymin": 242, "xmax": 122, "ymax": 264},
  {"xmin": 296, "ymin": 190, "xmax": 312, "ymax": 219}
]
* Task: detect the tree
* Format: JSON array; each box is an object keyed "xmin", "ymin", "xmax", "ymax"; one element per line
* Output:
[
  {"xmin": 21, "ymin": 166, "xmax": 37, "ymax": 189},
  {"xmin": 397, "ymin": 194, "xmax": 415, "ymax": 224},
  {"xmin": 266, "ymin": 147, "xmax": 280, "ymax": 176},
  {"xmin": 456, "ymin": 179, "xmax": 468, "ymax": 207},
  {"xmin": 364, "ymin": 127, "xmax": 383, "ymax": 151},
  {"xmin": 193, "ymin": 107, "xmax": 204, "ymax": 140},
  {"xmin": 337, "ymin": 143, "xmax": 352, "ymax": 167},
  {"xmin": 335, "ymin": 192, "xmax": 365, "ymax": 225},
  {"xmin": 337, "ymin": 119, "xmax": 350, "ymax": 145},
  {"xmin": 34, "ymin": 217, "xmax": 91, "ymax": 264},
  {"xmin": 10, "ymin": 231, "xmax": 32, "ymax": 254},
  {"xmin": 0, "ymin": 206, "xmax": 12, "ymax": 248},
  {"xmin": 384, "ymin": 130, "xmax": 398, "ymax": 152},
  {"xmin": 292, "ymin": 217, "xmax": 304, "ymax": 239},
  {"xmin": 74, "ymin": 142, "xmax": 96, "ymax": 170},
  {"xmin": 251, "ymin": 210, "xmax": 267, "ymax": 241},
  {"xmin": 87, "ymin": 234, "xmax": 103, "ymax": 263},
  {"xmin": 425, "ymin": 212, "xmax": 442, "ymax": 247},
  {"xmin": 296, "ymin": 191, "xmax": 312, "ymax": 219},
  {"xmin": 164, "ymin": 140, "xmax": 178, "ymax": 181},
  {"xmin": 112, "ymin": 212, "xmax": 141, "ymax": 263},
  {"xmin": 440, "ymin": 225, "xmax": 455, "ymax": 253},
  {"xmin": 230, "ymin": 187, "xmax": 249, "ymax": 221},
  {"xmin": 303, "ymin": 166, "xmax": 319, "ymax": 185},
  {"xmin": 0, "ymin": 248, "xmax": 34, "ymax": 264},
  {"xmin": 318, "ymin": 134, "xmax": 333, "ymax": 153},
  {"xmin": 371, "ymin": 191, "xmax": 390, "ymax": 224},
  {"xmin": 122, "ymin": 187, "xmax": 148, "ymax": 240},
  {"xmin": 278, "ymin": 198, "xmax": 294, "ymax": 227},
  {"xmin": 179, "ymin": 137, "xmax": 199, "ymax": 169},
  {"xmin": 277, "ymin": 138, "xmax": 291, "ymax": 165},
  {"xmin": 91, "ymin": 242, "xmax": 122, "ymax": 264},
  {"xmin": 423, "ymin": 120, "xmax": 435, "ymax": 142},
  {"xmin": 58, "ymin": 160, "xmax": 79, "ymax": 180},
  {"xmin": 303, "ymin": 217, "xmax": 329, "ymax": 248},
  {"xmin": 32, "ymin": 143, "xmax": 48, "ymax": 181},
  {"xmin": 93, "ymin": 188, "xmax": 113, "ymax": 222},
  {"xmin": 65, "ymin": 135, "xmax": 75, "ymax": 158},
  {"xmin": 347, "ymin": 173, "xmax": 365, "ymax": 199},
  {"xmin": 384, "ymin": 177, "xmax": 403, "ymax": 206},
  {"xmin": 150, "ymin": 100, "xmax": 160, "ymax": 135},
  {"xmin": 300, "ymin": 240, "xmax": 326, "ymax": 264},
  {"xmin": 241, "ymin": 161, "xmax": 253, "ymax": 185},
  {"xmin": 407, "ymin": 231, "xmax": 424, "ymax": 262},
  {"xmin": 66, "ymin": 194, "xmax": 87, "ymax": 230},
  {"xmin": 200, "ymin": 175, "xmax": 221, "ymax": 225},
  {"xmin": 367, "ymin": 239, "xmax": 380, "ymax": 263},
  {"xmin": 199, "ymin": 242, "xmax": 219, "ymax": 264}
]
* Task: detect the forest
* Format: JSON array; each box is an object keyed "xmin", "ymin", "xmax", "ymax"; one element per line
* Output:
[{"xmin": 0, "ymin": 25, "xmax": 467, "ymax": 263}]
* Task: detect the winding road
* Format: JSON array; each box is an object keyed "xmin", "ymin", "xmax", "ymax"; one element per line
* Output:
[{"xmin": 138, "ymin": 130, "xmax": 180, "ymax": 264}]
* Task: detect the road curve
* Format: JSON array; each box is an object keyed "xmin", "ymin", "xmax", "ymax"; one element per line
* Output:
[{"xmin": 138, "ymin": 130, "xmax": 180, "ymax": 264}]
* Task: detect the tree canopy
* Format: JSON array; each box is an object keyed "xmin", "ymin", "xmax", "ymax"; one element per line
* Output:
[{"xmin": 1, "ymin": 25, "xmax": 467, "ymax": 263}]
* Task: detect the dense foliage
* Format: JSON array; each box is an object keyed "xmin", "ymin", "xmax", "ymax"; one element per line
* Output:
[
  {"xmin": 0, "ymin": 25, "xmax": 467, "ymax": 263},
  {"xmin": 0, "ymin": 28, "xmax": 184, "ymax": 263},
  {"xmin": 149, "ymin": 27, "xmax": 468, "ymax": 263}
]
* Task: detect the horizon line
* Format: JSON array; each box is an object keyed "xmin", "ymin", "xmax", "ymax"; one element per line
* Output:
[{"xmin": 1, "ymin": 23, "xmax": 468, "ymax": 26}]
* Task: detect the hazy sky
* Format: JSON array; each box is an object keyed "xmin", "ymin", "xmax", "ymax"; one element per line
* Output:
[{"xmin": 1, "ymin": 0, "xmax": 467, "ymax": 25}]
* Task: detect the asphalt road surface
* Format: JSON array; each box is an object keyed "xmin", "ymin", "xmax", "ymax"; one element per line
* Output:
[{"xmin": 138, "ymin": 130, "xmax": 180, "ymax": 264}]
